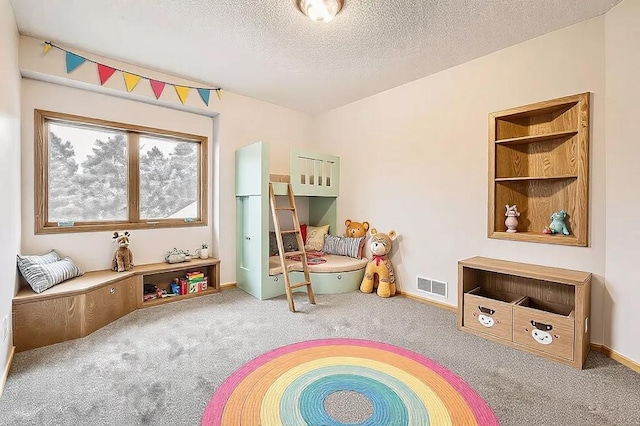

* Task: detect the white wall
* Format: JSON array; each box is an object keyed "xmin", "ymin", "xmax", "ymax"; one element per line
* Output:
[
  {"xmin": 313, "ymin": 18, "xmax": 607, "ymax": 345},
  {"xmin": 18, "ymin": 36, "xmax": 314, "ymax": 284},
  {"xmin": 604, "ymin": 0, "xmax": 640, "ymax": 364},
  {"xmin": 0, "ymin": 0, "xmax": 21, "ymax": 380}
]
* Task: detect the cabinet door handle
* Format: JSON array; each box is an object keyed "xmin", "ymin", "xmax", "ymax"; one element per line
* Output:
[
  {"xmin": 337, "ymin": 275, "xmax": 342, "ymax": 280},
  {"xmin": 245, "ymin": 236, "xmax": 251, "ymax": 240},
  {"xmin": 110, "ymin": 287, "xmax": 116, "ymax": 294}
]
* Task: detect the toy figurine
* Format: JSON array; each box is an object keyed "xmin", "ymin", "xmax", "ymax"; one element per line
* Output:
[
  {"xmin": 505, "ymin": 205, "xmax": 520, "ymax": 233},
  {"xmin": 112, "ymin": 231, "xmax": 134, "ymax": 272},
  {"xmin": 543, "ymin": 210, "xmax": 570, "ymax": 235}
]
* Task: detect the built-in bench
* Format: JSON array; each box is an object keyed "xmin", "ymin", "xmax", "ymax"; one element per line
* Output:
[{"xmin": 13, "ymin": 258, "xmax": 220, "ymax": 352}]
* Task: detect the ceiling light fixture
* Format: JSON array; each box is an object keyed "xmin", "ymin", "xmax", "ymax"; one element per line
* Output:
[{"xmin": 297, "ymin": 0, "xmax": 344, "ymax": 23}]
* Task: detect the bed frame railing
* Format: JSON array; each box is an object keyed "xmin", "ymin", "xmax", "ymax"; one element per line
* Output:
[{"xmin": 290, "ymin": 150, "xmax": 340, "ymax": 197}]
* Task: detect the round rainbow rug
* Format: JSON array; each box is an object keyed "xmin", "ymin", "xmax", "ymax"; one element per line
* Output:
[{"xmin": 202, "ymin": 338, "xmax": 499, "ymax": 426}]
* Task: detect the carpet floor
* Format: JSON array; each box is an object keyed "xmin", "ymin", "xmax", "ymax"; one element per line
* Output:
[{"xmin": 1, "ymin": 288, "xmax": 639, "ymax": 426}]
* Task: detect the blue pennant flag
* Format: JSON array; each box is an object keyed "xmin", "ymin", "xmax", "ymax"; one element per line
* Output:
[
  {"xmin": 66, "ymin": 52, "xmax": 86, "ymax": 73},
  {"xmin": 197, "ymin": 88, "xmax": 211, "ymax": 106}
]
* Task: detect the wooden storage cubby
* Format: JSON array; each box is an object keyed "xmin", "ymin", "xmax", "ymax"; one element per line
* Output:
[
  {"xmin": 463, "ymin": 287, "xmax": 523, "ymax": 341},
  {"xmin": 512, "ymin": 296, "xmax": 576, "ymax": 360},
  {"xmin": 488, "ymin": 93, "xmax": 590, "ymax": 246},
  {"xmin": 138, "ymin": 259, "xmax": 220, "ymax": 308},
  {"xmin": 13, "ymin": 258, "xmax": 221, "ymax": 351},
  {"xmin": 457, "ymin": 256, "xmax": 591, "ymax": 369}
]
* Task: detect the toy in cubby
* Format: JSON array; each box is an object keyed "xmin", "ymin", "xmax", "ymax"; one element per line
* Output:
[{"xmin": 182, "ymin": 270, "xmax": 208, "ymax": 294}]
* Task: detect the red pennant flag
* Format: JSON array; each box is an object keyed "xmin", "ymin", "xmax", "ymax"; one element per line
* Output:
[
  {"xmin": 97, "ymin": 64, "xmax": 116, "ymax": 85},
  {"xmin": 150, "ymin": 80, "xmax": 166, "ymax": 99}
]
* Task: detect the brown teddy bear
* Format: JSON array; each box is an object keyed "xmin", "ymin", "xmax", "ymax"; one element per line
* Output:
[
  {"xmin": 112, "ymin": 231, "xmax": 134, "ymax": 272},
  {"xmin": 345, "ymin": 219, "xmax": 370, "ymax": 238},
  {"xmin": 360, "ymin": 228, "xmax": 397, "ymax": 298}
]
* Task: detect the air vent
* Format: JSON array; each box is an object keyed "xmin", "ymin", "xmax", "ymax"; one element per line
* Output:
[{"xmin": 416, "ymin": 276, "xmax": 447, "ymax": 298}]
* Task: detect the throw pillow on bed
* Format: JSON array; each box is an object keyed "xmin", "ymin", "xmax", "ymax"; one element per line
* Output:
[
  {"xmin": 322, "ymin": 235, "xmax": 366, "ymax": 259},
  {"xmin": 300, "ymin": 224, "xmax": 307, "ymax": 244},
  {"xmin": 269, "ymin": 231, "xmax": 300, "ymax": 256},
  {"xmin": 304, "ymin": 225, "xmax": 330, "ymax": 251},
  {"xmin": 17, "ymin": 251, "xmax": 84, "ymax": 294}
]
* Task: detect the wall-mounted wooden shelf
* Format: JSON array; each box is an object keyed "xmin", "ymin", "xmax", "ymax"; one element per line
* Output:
[
  {"xmin": 495, "ymin": 129, "xmax": 578, "ymax": 145},
  {"xmin": 495, "ymin": 175, "xmax": 578, "ymax": 182},
  {"xmin": 488, "ymin": 93, "xmax": 590, "ymax": 246}
]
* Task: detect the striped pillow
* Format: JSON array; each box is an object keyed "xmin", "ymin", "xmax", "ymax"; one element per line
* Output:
[
  {"xmin": 19, "ymin": 256, "xmax": 84, "ymax": 294},
  {"xmin": 322, "ymin": 235, "xmax": 366, "ymax": 259},
  {"xmin": 16, "ymin": 249, "xmax": 60, "ymax": 271}
]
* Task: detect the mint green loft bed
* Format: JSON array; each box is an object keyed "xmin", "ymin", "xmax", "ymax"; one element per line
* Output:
[{"xmin": 235, "ymin": 141, "xmax": 367, "ymax": 300}]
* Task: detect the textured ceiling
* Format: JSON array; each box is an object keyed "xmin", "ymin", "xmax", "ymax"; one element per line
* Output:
[{"xmin": 10, "ymin": 0, "xmax": 620, "ymax": 113}]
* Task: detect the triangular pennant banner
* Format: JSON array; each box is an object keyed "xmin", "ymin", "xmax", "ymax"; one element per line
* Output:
[
  {"xmin": 97, "ymin": 64, "xmax": 116, "ymax": 85},
  {"xmin": 216, "ymin": 89, "xmax": 223, "ymax": 101},
  {"xmin": 123, "ymin": 73, "xmax": 141, "ymax": 92},
  {"xmin": 43, "ymin": 43, "xmax": 52, "ymax": 55},
  {"xmin": 197, "ymin": 88, "xmax": 210, "ymax": 106},
  {"xmin": 66, "ymin": 52, "xmax": 86, "ymax": 73},
  {"xmin": 150, "ymin": 80, "xmax": 166, "ymax": 100},
  {"xmin": 175, "ymin": 86, "xmax": 189, "ymax": 104}
]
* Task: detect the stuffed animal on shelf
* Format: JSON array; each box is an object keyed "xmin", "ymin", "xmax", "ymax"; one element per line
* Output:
[
  {"xmin": 360, "ymin": 228, "xmax": 397, "ymax": 298},
  {"xmin": 112, "ymin": 231, "xmax": 134, "ymax": 272},
  {"xmin": 543, "ymin": 210, "xmax": 570, "ymax": 235},
  {"xmin": 345, "ymin": 219, "xmax": 370, "ymax": 238}
]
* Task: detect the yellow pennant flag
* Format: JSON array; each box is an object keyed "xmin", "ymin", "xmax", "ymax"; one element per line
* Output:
[
  {"xmin": 43, "ymin": 43, "xmax": 52, "ymax": 55},
  {"xmin": 123, "ymin": 73, "xmax": 141, "ymax": 92},
  {"xmin": 216, "ymin": 89, "xmax": 223, "ymax": 100},
  {"xmin": 175, "ymin": 86, "xmax": 189, "ymax": 104}
]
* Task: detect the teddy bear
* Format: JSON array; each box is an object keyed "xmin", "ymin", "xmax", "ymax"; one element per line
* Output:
[
  {"xmin": 360, "ymin": 228, "xmax": 397, "ymax": 298},
  {"xmin": 543, "ymin": 210, "xmax": 570, "ymax": 235},
  {"xmin": 112, "ymin": 231, "xmax": 134, "ymax": 272},
  {"xmin": 345, "ymin": 219, "xmax": 369, "ymax": 238}
]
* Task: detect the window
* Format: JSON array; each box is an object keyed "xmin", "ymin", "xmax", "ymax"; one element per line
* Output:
[{"xmin": 35, "ymin": 110, "xmax": 208, "ymax": 233}]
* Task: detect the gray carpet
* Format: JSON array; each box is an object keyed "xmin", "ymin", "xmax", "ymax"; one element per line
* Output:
[{"xmin": 1, "ymin": 288, "xmax": 639, "ymax": 426}]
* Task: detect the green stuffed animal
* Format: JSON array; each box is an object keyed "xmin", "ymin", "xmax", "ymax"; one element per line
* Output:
[{"xmin": 544, "ymin": 210, "xmax": 570, "ymax": 235}]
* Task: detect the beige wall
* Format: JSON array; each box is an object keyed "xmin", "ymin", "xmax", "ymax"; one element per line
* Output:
[
  {"xmin": 11, "ymin": 4, "xmax": 640, "ymax": 368},
  {"xmin": 313, "ymin": 17, "xmax": 607, "ymax": 345},
  {"xmin": 18, "ymin": 36, "xmax": 314, "ymax": 284},
  {"xmin": 0, "ymin": 0, "xmax": 21, "ymax": 385},
  {"xmin": 604, "ymin": 0, "xmax": 640, "ymax": 364},
  {"xmin": 20, "ymin": 79, "xmax": 214, "ymax": 271}
]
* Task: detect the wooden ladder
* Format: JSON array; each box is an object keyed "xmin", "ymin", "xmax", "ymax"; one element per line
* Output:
[{"xmin": 269, "ymin": 182, "xmax": 316, "ymax": 312}]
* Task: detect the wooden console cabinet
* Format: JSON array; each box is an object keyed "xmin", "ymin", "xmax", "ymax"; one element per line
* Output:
[
  {"xmin": 13, "ymin": 258, "xmax": 220, "ymax": 352},
  {"xmin": 458, "ymin": 256, "xmax": 591, "ymax": 369}
]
